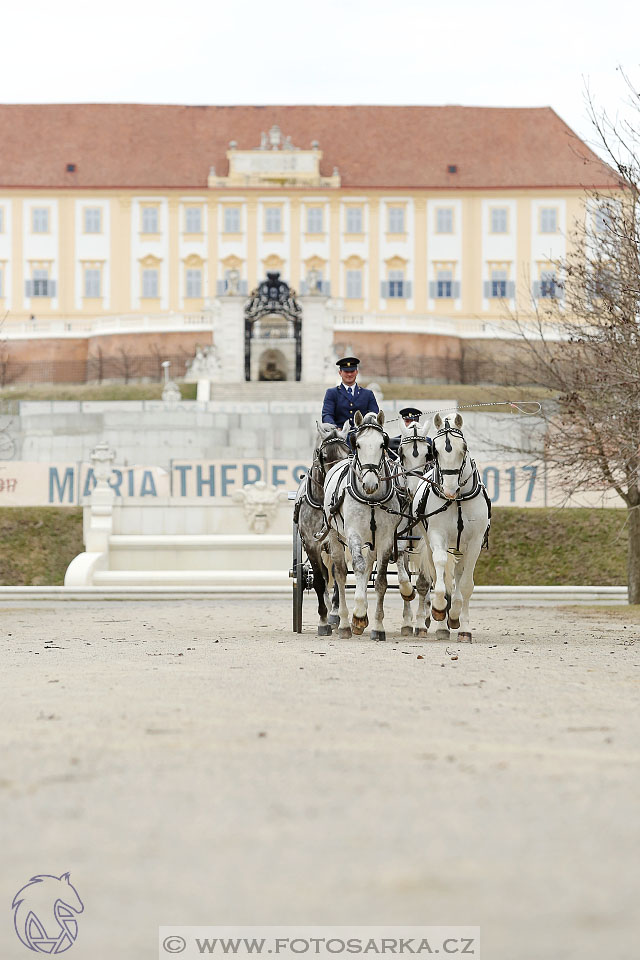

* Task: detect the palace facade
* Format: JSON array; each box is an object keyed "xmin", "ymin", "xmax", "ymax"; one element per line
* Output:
[{"xmin": 0, "ymin": 104, "xmax": 620, "ymax": 383}]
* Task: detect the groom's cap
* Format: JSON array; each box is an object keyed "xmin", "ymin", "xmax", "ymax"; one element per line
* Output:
[
  {"xmin": 336, "ymin": 356, "xmax": 359, "ymax": 369},
  {"xmin": 399, "ymin": 407, "xmax": 422, "ymax": 421}
]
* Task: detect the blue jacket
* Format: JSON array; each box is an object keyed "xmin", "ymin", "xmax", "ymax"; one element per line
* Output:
[{"xmin": 322, "ymin": 383, "xmax": 379, "ymax": 428}]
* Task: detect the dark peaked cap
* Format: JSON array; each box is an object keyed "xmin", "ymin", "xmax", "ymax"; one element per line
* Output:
[{"xmin": 336, "ymin": 357, "xmax": 360, "ymax": 369}]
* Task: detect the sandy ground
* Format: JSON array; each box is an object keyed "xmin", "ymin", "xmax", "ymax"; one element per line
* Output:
[{"xmin": 1, "ymin": 596, "xmax": 639, "ymax": 960}]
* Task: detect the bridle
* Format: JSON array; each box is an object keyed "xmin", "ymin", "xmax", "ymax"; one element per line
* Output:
[
  {"xmin": 352, "ymin": 422, "xmax": 388, "ymax": 485},
  {"xmin": 315, "ymin": 434, "xmax": 350, "ymax": 478},
  {"xmin": 431, "ymin": 420, "xmax": 471, "ymax": 499},
  {"xmin": 398, "ymin": 424, "xmax": 433, "ymax": 478}
]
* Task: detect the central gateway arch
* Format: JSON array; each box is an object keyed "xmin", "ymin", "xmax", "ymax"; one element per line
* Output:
[{"xmin": 243, "ymin": 272, "xmax": 302, "ymax": 381}]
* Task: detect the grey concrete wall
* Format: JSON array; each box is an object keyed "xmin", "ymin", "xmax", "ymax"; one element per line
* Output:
[{"xmin": 8, "ymin": 399, "xmax": 545, "ymax": 468}]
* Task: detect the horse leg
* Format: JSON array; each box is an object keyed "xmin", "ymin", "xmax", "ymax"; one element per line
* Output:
[
  {"xmin": 322, "ymin": 544, "xmax": 340, "ymax": 625},
  {"xmin": 330, "ymin": 540, "xmax": 351, "ymax": 639},
  {"xmin": 398, "ymin": 545, "xmax": 414, "ymax": 636},
  {"xmin": 371, "ymin": 549, "xmax": 391, "ymax": 641},
  {"xmin": 456, "ymin": 541, "xmax": 483, "ymax": 642},
  {"xmin": 307, "ymin": 545, "xmax": 331, "ymax": 636},
  {"xmin": 429, "ymin": 538, "xmax": 450, "ymax": 640},
  {"xmin": 414, "ymin": 568, "xmax": 432, "ymax": 637},
  {"xmin": 350, "ymin": 535, "xmax": 370, "ymax": 635}
]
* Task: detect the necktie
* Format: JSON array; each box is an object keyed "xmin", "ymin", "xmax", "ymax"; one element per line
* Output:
[{"xmin": 347, "ymin": 387, "xmax": 352, "ymax": 396}]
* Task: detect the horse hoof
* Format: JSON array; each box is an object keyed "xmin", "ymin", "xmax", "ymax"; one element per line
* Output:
[
  {"xmin": 328, "ymin": 614, "xmax": 340, "ymax": 626},
  {"xmin": 352, "ymin": 614, "xmax": 368, "ymax": 635},
  {"xmin": 432, "ymin": 607, "xmax": 447, "ymax": 622},
  {"xmin": 400, "ymin": 625, "xmax": 413, "ymax": 636},
  {"xmin": 414, "ymin": 627, "xmax": 429, "ymax": 638},
  {"xmin": 447, "ymin": 616, "xmax": 460, "ymax": 630},
  {"xmin": 459, "ymin": 631, "xmax": 473, "ymax": 643},
  {"xmin": 338, "ymin": 627, "xmax": 352, "ymax": 639},
  {"xmin": 436, "ymin": 628, "xmax": 450, "ymax": 641},
  {"xmin": 371, "ymin": 630, "xmax": 386, "ymax": 642},
  {"xmin": 317, "ymin": 624, "xmax": 332, "ymax": 636},
  {"xmin": 401, "ymin": 586, "xmax": 416, "ymax": 602}
]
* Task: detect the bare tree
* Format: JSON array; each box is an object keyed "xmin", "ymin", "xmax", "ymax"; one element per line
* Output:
[
  {"xmin": 111, "ymin": 345, "xmax": 141, "ymax": 384},
  {"xmin": 503, "ymin": 80, "xmax": 640, "ymax": 600}
]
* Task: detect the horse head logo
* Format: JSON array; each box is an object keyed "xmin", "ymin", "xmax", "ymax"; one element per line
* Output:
[{"xmin": 12, "ymin": 873, "xmax": 84, "ymax": 954}]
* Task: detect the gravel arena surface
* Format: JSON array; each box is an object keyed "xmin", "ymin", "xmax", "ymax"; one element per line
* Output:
[{"xmin": 1, "ymin": 597, "xmax": 639, "ymax": 960}]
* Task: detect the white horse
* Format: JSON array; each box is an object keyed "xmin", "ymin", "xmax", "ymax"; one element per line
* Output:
[
  {"xmin": 395, "ymin": 419, "xmax": 434, "ymax": 636},
  {"xmin": 294, "ymin": 422, "xmax": 350, "ymax": 634},
  {"xmin": 412, "ymin": 413, "xmax": 491, "ymax": 642},
  {"xmin": 323, "ymin": 410, "xmax": 415, "ymax": 640}
]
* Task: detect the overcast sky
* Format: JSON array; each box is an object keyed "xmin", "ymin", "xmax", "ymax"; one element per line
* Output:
[{"xmin": 4, "ymin": 0, "xmax": 640, "ymax": 149}]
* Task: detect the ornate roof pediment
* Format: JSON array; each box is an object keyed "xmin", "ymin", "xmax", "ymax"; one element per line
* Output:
[{"xmin": 208, "ymin": 124, "xmax": 340, "ymax": 190}]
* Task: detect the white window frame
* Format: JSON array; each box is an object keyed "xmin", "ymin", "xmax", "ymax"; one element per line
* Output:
[
  {"xmin": 490, "ymin": 268, "xmax": 507, "ymax": 298},
  {"xmin": 388, "ymin": 206, "xmax": 405, "ymax": 233},
  {"xmin": 346, "ymin": 269, "xmax": 362, "ymax": 299},
  {"xmin": 84, "ymin": 208, "xmax": 102, "ymax": 234},
  {"xmin": 436, "ymin": 268, "xmax": 453, "ymax": 299},
  {"xmin": 142, "ymin": 268, "xmax": 159, "ymax": 298},
  {"xmin": 346, "ymin": 207, "xmax": 363, "ymax": 234},
  {"xmin": 142, "ymin": 207, "xmax": 159, "ymax": 234},
  {"xmin": 436, "ymin": 208, "xmax": 454, "ymax": 234},
  {"xmin": 223, "ymin": 207, "xmax": 241, "ymax": 233},
  {"xmin": 388, "ymin": 268, "xmax": 405, "ymax": 298},
  {"xmin": 32, "ymin": 267, "xmax": 51, "ymax": 296},
  {"xmin": 185, "ymin": 207, "xmax": 202, "ymax": 234},
  {"xmin": 540, "ymin": 208, "xmax": 557, "ymax": 234},
  {"xmin": 32, "ymin": 208, "xmax": 49, "ymax": 233},
  {"xmin": 306, "ymin": 207, "xmax": 323, "ymax": 233},
  {"xmin": 490, "ymin": 208, "xmax": 508, "ymax": 234},
  {"xmin": 84, "ymin": 267, "xmax": 101, "ymax": 298},
  {"xmin": 186, "ymin": 268, "xmax": 202, "ymax": 298},
  {"xmin": 265, "ymin": 207, "xmax": 282, "ymax": 233}
]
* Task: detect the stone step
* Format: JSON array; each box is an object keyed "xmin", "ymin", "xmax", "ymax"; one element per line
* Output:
[
  {"xmin": 107, "ymin": 534, "xmax": 290, "ymax": 572},
  {"xmin": 210, "ymin": 382, "xmax": 329, "ymax": 401},
  {"xmin": 93, "ymin": 569, "xmax": 291, "ymax": 587}
]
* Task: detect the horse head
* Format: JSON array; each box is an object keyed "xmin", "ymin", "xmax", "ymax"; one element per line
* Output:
[
  {"xmin": 398, "ymin": 418, "xmax": 432, "ymax": 476},
  {"xmin": 353, "ymin": 410, "xmax": 388, "ymax": 494},
  {"xmin": 315, "ymin": 422, "xmax": 350, "ymax": 474},
  {"xmin": 431, "ymin": 412, "xmax": 468, "ymax": 499}
]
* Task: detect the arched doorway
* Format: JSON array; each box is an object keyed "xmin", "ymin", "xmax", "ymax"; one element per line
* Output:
[{"xmin": 244, "ymin": 272, "xmax": 302, "ymax": 381}]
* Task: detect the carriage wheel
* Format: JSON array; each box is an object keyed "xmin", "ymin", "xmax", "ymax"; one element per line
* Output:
[{"xmin": 291, "ymin": 519, "xmax": 304, "ymax": 633}]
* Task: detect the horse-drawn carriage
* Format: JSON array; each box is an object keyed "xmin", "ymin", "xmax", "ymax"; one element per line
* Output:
[{"xmin": 290, "ymin": 410, "xmax": 491, "ymax": 642}]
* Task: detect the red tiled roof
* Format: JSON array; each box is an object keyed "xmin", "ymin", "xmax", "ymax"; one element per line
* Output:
[{"xmin": 0, "ymin": 104, "xmax": 620, "ymax": 190}]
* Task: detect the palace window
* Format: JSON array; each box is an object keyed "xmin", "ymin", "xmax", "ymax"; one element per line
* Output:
[
  {"xmin": 595, "ymin": 205, "xmax": 613, "ymax": 235},
  {"xmin": 186, "ymin": 268, "xmax": 202, "ymax": 298},
  {"xmin": 346, "ymin": 269, "xmax": 362, "ymax": 299},
  {"xmin": 84, "ymin": 208, "xmax": 102, "ymax": 233},
  {"xmin": 436, "ymin": 268, "xmax": 453, "ymax": 299},
  {"xmin": 535, "ymin": 270, "xmax": 561, "ymax": 299},
  {"xmin": 540, "ymin": 208, "xmax": 557, "ymax": 233},
  {"xmin": 32, "ymin": 208, "xmax": 49, "ymax": 233},
  {"xmin": 27, "ymin": 267, "xmax": 55, "ymax": 298},
  {"xmin": 387, "ymin": 269, "xmax": 406, "ymax": 298},
  {"xmin": 265, "ymin": 207, "xmax": 282, "ymax": 233},
  {"xmin": 84, "ymin": 268, "xmax": 101, "ymax": 298},
  {"xmin": 387, "ymin": 206, "xmax": 405, "ymax": 233},
  {"xmin": 185, "ymin": 207, "xmax": 202, "ymax": 233},
  {"xmin": 346, "ymin": 207, "xmax": 363, "ymax": 233},
  {"xmin": 436, "ymin": 208, "xmax": 454, "ymax": 234},
  {"xmin": 142, "ymin": 268, "xmax": 159, "ymax": 298},
  {"xmin": 306, "ymin": 207, "xmax": 323, "ymax": 233},
  {"xmin": 223, "ymin": 207, "xmax": 241, "ymax": 233},
  {"xmin": 142, "ymin": 207, "xmax": 159, "ymax": 234},
  {"xmin": 489, "ymin": 268, "xmax": 507, "ymax": 298},
  {"xmin": 490, "ymin": 208, "xmax": 508, "ymax": 233}
]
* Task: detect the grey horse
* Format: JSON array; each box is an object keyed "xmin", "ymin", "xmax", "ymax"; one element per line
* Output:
[{"xmin": 293, "ymin": 422, "xmax": 350, "ymax": 635}]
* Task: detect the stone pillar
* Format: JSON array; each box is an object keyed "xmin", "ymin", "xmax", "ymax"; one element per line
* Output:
[
  {"xmin": 211, "ymin": 295, "xmax": 246, "ymax": 382},
  {"xmin": 85, "ymin": 441, "xmax": 116, "ymax": 553},
  {"xmin": 300, "ymin": 296, "xmax": 335, "ymax": 384}
]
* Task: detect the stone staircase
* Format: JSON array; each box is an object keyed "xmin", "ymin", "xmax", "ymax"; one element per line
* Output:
[{"xmin": 210, "ymin": 381, "xmax": 329, "ymax": 401}]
